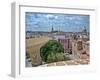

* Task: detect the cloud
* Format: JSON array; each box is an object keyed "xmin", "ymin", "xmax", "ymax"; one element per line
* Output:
[
  {"xmin": 46, "ymin": 14, "xmax": 58, "ymax": 20},
  {"xmin": 26, "ymin": 12, "xmax": 89, "ymax": 32},
  {"xmin": 65, "ymin": 16, "xmax": 83, "ymax": 21}
]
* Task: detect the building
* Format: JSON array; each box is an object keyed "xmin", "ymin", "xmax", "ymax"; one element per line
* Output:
[
  {"xmin": 58, "ymin": 38, "xmax": 72, "ymax": 53},
  {"xmin": 72, "ymin": 38, "xmax": 89, "ymax": 59},
  {"xmin": 52, "ymin": 31, "xmax": 72, "ymax": 53}
]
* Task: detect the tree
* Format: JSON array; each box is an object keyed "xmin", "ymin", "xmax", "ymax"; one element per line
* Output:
[
  {"xmin": 47, "ymin": 52, "xmax": 56, "ymax": 63},
  {"xmin": 40, "ymin": 40, "xmax": 66, "ymax": 63}
]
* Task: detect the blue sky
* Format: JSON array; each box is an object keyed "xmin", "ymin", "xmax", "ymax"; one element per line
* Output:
[{"xmin": 25, "ymin": 12, "xmax": 89, "ymax": 32}]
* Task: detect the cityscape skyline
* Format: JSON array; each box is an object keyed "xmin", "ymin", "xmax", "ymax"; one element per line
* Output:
[{"xmin": 26, "ymin": 12, "xmax": 90, "ymax": 32}]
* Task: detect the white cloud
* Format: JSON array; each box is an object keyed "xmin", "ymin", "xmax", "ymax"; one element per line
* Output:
[
  {"xmin": 46, "ymin": 14, "xmax": 54, "ymax": 18},
  {"xmin": 65, "ymin": 16, "xmax": 83, "ymax": 21},
  {"xmin": 46, "ymin": 14, "xmax": 58, "ymax": 19},
  {"xmin": 74, "ymin": 21, "xmax": 81, "ymax": 24}
]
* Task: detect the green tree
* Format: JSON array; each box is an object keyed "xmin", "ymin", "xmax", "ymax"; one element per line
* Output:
[
  {"xmin": 47, "ymin": 52, "xmax": 71, "ymax": 63},
  {"xmin": 40, "ymin": 40, "xmax": 65, "ymax": 63},
  {"xmin": 47, "ymin": 52, "xmax": 56, "ymax": 63}
]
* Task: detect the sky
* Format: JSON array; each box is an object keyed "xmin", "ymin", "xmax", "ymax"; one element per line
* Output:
[{"xmin": 25, "ymin": 12, "xmax": 89, "ymax": 32}]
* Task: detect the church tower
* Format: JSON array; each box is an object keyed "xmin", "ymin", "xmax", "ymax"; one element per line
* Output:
[{"xmin": 51, "ymin": 26, "xmax": 54, "ymax": 32}]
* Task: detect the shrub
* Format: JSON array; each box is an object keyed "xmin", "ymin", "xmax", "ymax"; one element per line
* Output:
[
  {"xmin": 55, "ymin": 53, "xmax": 65, "ymax": 61},
  {"xmin": 46, "ymin": 52, "xmax": 71, "ymax": 63},
  {"xmin": 63, "ymin": 54, "xmax": 71, "ymax": 61},
  {"xmin": 46, "ymin": 52, "xmax": 56, "ymax": 63}
]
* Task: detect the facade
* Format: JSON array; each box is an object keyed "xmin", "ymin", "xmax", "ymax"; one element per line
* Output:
[
  {"xmin": 58, "ymin": 38, "xmax": 72, "ymax": 53},
  {"xmin": 72, "ymin": 39, "xmax": 89, "ymax": 59},
  {"xmin": 52, "ymin": 31, "xmax": 72, "ymax": 53}
]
